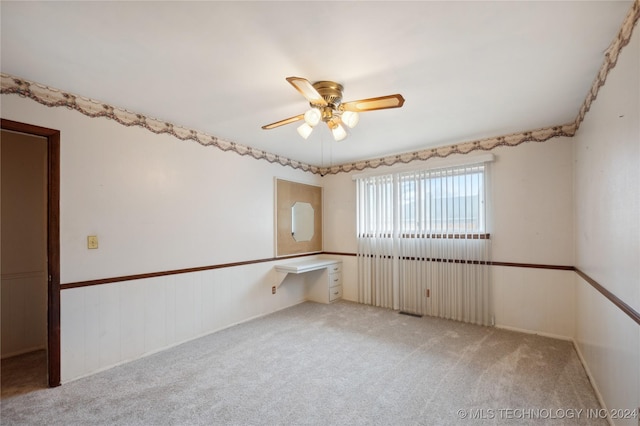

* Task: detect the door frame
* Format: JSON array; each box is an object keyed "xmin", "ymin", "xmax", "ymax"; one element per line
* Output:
[{"xmin": 1, "ymin": 118, "xmax": 61, "ymax": 387}]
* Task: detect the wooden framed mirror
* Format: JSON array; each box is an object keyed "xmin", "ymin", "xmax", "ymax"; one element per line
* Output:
[{"xmin": 275, "ymin": 178, "xmax": 322, "ymax": 257}]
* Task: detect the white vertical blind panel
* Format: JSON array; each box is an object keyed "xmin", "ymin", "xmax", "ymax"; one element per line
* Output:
[{"xmin": 357, "ymin": 163, "xmax": 492, "ymax": 325}]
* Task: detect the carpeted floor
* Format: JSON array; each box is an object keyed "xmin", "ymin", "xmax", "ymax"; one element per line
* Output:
[{"xmin": 0, "ymin": 301, "xmax": 605, "ymax": 425}]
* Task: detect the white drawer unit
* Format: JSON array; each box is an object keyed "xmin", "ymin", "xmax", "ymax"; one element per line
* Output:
[
  {"xmin": 328, "ymin": 263, "xmax": 343, "ymax": 302},
  {"xmin": 308, "ymin": 260, "xmax": 342, "ymax": 303},
  {"xmin": 275, "ymin": 259, "xmax": 343, "ymax": 304}
]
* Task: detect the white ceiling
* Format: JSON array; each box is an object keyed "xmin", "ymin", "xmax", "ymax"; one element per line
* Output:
[{"xmin": 1, "ymin": 1, "xmax": 633, "ymax": 167}]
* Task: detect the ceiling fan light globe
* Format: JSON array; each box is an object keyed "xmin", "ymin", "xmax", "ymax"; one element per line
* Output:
[
  {"xmin": 341, "ymin": 111, "xmax": 360, "ymax": 128},
  {"xmin": 331, "ymin": 122, "xmax": 347, "ymax": 141},
  {"xmin": 297, "ymin": 123, "xmax": 314, "ymax": 139},
  {"xmin": 304, "ymin": 108, "xmax": 322, "ymax": 127}
]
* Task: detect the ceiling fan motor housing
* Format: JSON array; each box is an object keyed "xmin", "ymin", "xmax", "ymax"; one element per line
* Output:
[
  {"xmin": 312, "ymin": 81, "xmax": 344, "ymax": 123},
  {"xmin": 312, "ymin": 81, "xmax": 344, "ymax": 107}
]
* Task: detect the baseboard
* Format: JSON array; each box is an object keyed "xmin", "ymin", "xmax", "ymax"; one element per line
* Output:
[
  {"xmin": 494, "ymin": 324, "xmax": 573, "ymax": 341},
  {"xmin": 571, "ymin": 338, "xmax": 613, "ymax": 426}
]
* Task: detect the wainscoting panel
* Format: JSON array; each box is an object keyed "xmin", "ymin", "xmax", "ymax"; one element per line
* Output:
[
  {"xmin": 492, "ymin": 266, "xmax": 575, "ymax": 339},
  {"xmin": 574, "ymin": 274, "xmax": 639, "ymax": 425},
  {"xmin": 60, "ymin": 261, "xmax": 308, "ymax": 382},
  {"xmin": 338, "ymin": 253, "xmax": 576, "ymax": 339}
]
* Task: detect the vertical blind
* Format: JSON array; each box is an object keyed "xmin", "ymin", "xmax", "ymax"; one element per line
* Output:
[{"xmin": 356, "ymin": 160, "xmax": 492, "ymax": 326}]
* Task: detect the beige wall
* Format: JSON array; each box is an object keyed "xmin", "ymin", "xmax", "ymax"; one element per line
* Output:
[
  {"xmin": 573, "ymin": 26, "xmax": 639, "ymax": 424},
  {"xmin": 1, "ymin": 130, "xmax": 48, "ymax": 358},
  {"xmin": 323, "ymin": 138, "xmax": 576, "ymax": 339},
  {"xmin": 1, "ymin": 94, "xmax": 321, "ymax": 381}
]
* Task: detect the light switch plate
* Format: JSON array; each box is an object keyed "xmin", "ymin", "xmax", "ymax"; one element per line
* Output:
[{"xmin": 87, "ymin": 235, "xmax": 98, "ymax": 249}]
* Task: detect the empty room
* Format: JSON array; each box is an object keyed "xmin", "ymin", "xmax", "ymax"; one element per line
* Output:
[{"xmin": 1, "ymin": 1, "xmax": 638, "ymax": 425}]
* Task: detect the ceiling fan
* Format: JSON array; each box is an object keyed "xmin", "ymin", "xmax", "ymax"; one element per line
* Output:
[{"xmin": 262, "ymin": 76, "xmax": 405, "ymax": 141}]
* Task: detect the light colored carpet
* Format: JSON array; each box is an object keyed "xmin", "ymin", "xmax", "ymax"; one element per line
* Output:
[{"xmin": 0, "ymin": 301, "xmax": 605, "ymax": 425}]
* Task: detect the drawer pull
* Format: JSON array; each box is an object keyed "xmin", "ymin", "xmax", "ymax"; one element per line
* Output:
[{"xmin": 333, "ymin": 291, "xmax": 339, "ymax": 295}]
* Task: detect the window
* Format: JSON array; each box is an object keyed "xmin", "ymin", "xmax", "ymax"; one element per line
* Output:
[
  {"xmin": 358, "ymin": 163, "xmax": 488, "ymax": 239},
  {"xmin": 398, "ymin": 165, "xmax": 485, "ymax": 236}
]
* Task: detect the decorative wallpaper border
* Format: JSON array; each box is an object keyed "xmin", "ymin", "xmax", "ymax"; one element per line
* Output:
[
  {"xmin": 1, "ymin": 1, "xmax": 637, "ymax": 176},
  {"xmin": 318, "ymin": 124, "xmax": 577, "ymax": 175},
  {"xmin": 0, "ymin": 74, "xmax": 321, "ymax": 175},
  {"xmin": 0, "ymin": 73, "xmax": 576, "ymax": 176},
  {"xmin": 574, "ymin": 0, "xmax": 639, "ymax": 130}
]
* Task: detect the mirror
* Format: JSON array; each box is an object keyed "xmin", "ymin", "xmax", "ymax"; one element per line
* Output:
[
  {"xmin": 291, "ymin": 202, "xmax": 314, "ymax": 242},
  {"xmin": 276, "ymin": 178, "xmax": 322, "ymax": 257}
]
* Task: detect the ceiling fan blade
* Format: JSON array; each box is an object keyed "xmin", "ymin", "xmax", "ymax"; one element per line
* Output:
[
  {"xmin": 286, "ymin": 76, "xmax": 328, "ymax": 107},
  {"xmin": 340, "ymin": 94, "xmax": 405, "ymax": 112},
  {"xmin": 262, "ymin": 114, "xmax": 304, "ymax": 130}
]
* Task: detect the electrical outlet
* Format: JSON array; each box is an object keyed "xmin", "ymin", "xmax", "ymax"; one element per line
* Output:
[
  {"xmin": 272, "ymin": 286, "xmax": 276, "ymax": 295},
  {"xmin": 87, "ymin": 235, "xmax": 98, "ymax": 249}
]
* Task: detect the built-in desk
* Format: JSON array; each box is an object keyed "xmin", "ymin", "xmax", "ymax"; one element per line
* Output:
[{"xmin": 275, "ymin": 258, "xmax": 342, "ymax": 304}]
